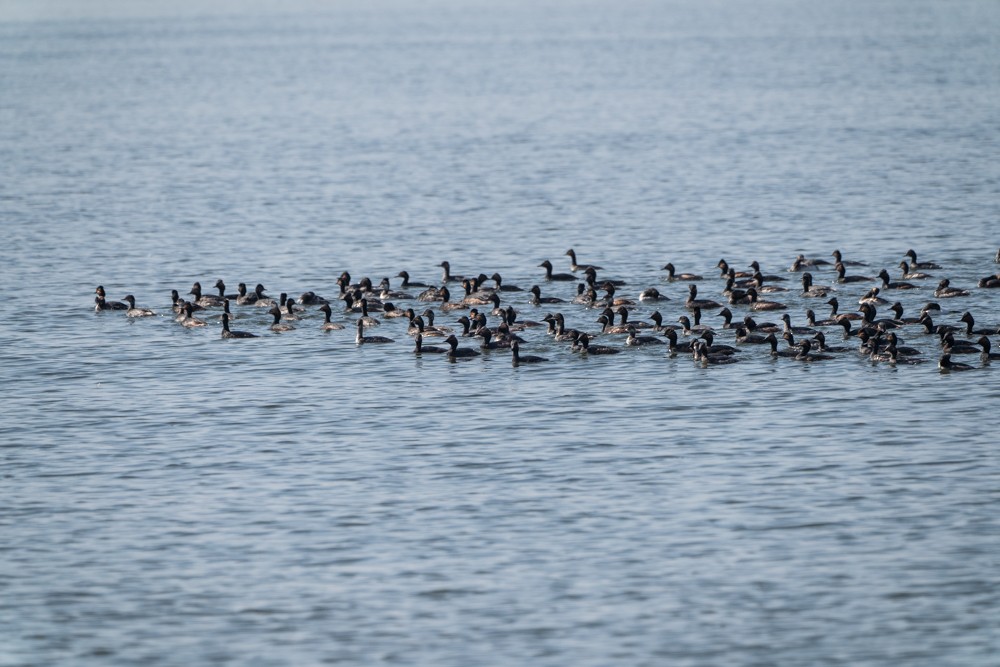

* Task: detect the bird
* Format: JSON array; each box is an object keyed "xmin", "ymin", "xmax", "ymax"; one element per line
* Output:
[
  {"xmin": 801, "ymin": 272, "xmax": 834, "ymax": 297},
  {"xmin": 268, "ymin": 305, "xmax": 295, "ymax": 332},
  {"xmin": 511, "ymin": 341, "xmax": 547, "ymax": 365},
  {"xmin": 318, "ymin": 304, "xmax": 345, "ymax": 330},
  {"xmin": 221, "ymin": 313, "xmax": 257, "ymax": 339},
  {"xmin": 877, "ymin": 269, "xmax": 917, "ymax": 290},
  {"xmin": 661, "ymin": 263, "xmax": 702, "ymax": 281},
  {"xmin": 904, "ymin": 249, "xmax": 941, "ymax": 270},
  {"xmin": 444, "ymin": 334, "xmax": 480, "ymax": 358},
  {"xmin": 122, "ymin": 295, "xmax": 155, "ymax": 317},
  {"xmin": 355, "ymin": 319, "xmax": 393, "ymax": 344},
  {"xmin": 438, "ymin": 261, "xmax": 464, "ymax": 283},
  {"xmin": 938, "ymin": 353, "xmax": 974, "ymax": 371},
  {"xmin": 685, "ymin": 284, "xmax": 722, "ymax": 310},
  {"xmin": 934, "ymin": 279, "xmax": 969, "ymax": 298},
  {"xmin": 538, "ymin": 260, "xmax": 575, "ymax": 281},
  {"xmin": 565, "ymin": 248, "xmax": 603, "ymax": 272},
  {"xmin": 413, "ymin": 334, "xmax": 447, "ymax": 354},
  {"xmin": 94, "ymin": 286, "xmax": 127, "ymax": 310}
]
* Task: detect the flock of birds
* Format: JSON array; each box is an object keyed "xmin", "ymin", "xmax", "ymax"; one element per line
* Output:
[{"xmin": 94, "ymin": 247, "xmax": 1000, "ymax": 371}]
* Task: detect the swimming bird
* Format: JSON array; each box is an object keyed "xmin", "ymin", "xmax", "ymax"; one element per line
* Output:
[
  {"xmin": 746, "ymin": 288, "xmax": 786, "ymax": 311},
  {"xmin": 221, "ymin": 313, "xmax": 257, "ymax": 339},
  {"xmin": 977, "ymin": 273, "xmax": 1000, "ymax": 289},
  {"xmin": 444, "ymin": 334, "xmax": 480, "ymax": 358},
  {"xmin": 692, "ymin": 340, "xmax": 739, "ymax": 365},
  {"xmin": 539, "ymin": 260, "xmax": 575, "ymax": 281},
  {"xmin": 235, "ymin": 283, "xmax": 257, "ymax": 305},
  {"xmin": 835, "ymin": 263, "xmax": 872, "ymax": 284},
  {"xmin": 661, "ymin": 263, "xmax": 702, "ymax": 281},
  {"xmin": 789, "ymin": 254, "xmax": 831, "ymax": 271},
  {"xmin": 179, "ymin": 302, "xmax": 206, "ymax": 328},
  {"xmin": 698, "ymin": 330, "xmax": 737, "ymax": 355},
  {"xmin": 811, "ymin": 331, "xmax": 849, "ymax": 353},
  {"xmin": 826, "ymin": 297, "xmax": 862, "ymax": 321},
  {"xmin": 251, "ymin": 284, "xmax": 275, "ymax": 308},
  {"xmin": 413, "ymin": 334, "xmax": 447, "ymax": 354},
  {"xmin": 122, "ymin": 295, "xmax": 155, "ymax": 317},
  {"xmin": 977, "ymin": 336, "xmax": 1000, "ymax": 361},
  {"xmin": 355, "ymin": 319, "xmax": 393, "ymax": 344},
  {"xmin": 94, "ymin": 286, "xmax": 128, "ymax": 310},
  {"xmin": 734, "ymin": 327, "xmax": 768, "ymax": 345},
  {"xmin": 717, "ymin": 259, "xmax": 752, "ymax": 278},
  {"xmin": 189, "ymin": 282, "xmax": 224, "ymax": 307},
  {"xmin": 511, "ymin": 341, "xmax": 547, "ymax": 365},
  {"xmin": 438, "ymin": 261, "xmax": 464, "ymax": 283},
  {"xmin": 575, "ymin": 332, "xmax": 619, "ymax": 355},
  {"xmin": 639, "ymin": 287, "xmax": 666, "ymax": 301},
  {"xmin": 878, "ymin": 269, "xmax": 917, "ymax": 290},
  {"xmin": 529, "ymin": 285, "xmax": 565, "ymax": 305},
  {"xmin": 268, "ymin": 305, "xmax": 295, "ymax": 332},
  {"xmin": 685, "ymin": 284, "xmax": 722, "ymax": 310},
  {"xmin": 781, "ymin": 313, "xmax": 816, "ymax": 336},
  {"xmin": 565, "ymin": 248, "xmax": 602, "ymax": 272},
  {"xmin": 898, "ymin": 261, "xmax": 932, "ymax": 280},
  {"xmin": 318, "ymin": 303, "xmax": 345, "ymax": 330},
  {"xmin": 625, "ymin": 325, "xmax": 664, "ymax": 346},
  {"xmin": 396, "ymin": 270, "xmax": 431, "ymax": 288},
  {"xmin": 939, "ymin": 353, "xmax": 974, "ymax": 371},
  {"xmin": 805, "ymin": 309, "xmax": 840, "ymax": 327},
  {"xmin": 959, "ymin": 312, "xmax": 996, "ymax": 336},
  {"xmin": 490, "ymin": 272, "xmax": 524, "ymax": 292},
  {"xmin": 748, "ymin": 261, "xmax": 787, "ymax": 282},
  {"xmin": 801, "ymin": 272, "xmax": 833, "ymax": 297},
  {"xmin": 765, "ymin": 333, "xmax": 799, "ymax": 358},
  {"xmin": 793, "ymin": 339, "xmax": 834, "ymax": 362},
  {"xmin": 904, "ymin": 249, "xmax": 941, "ymax": 270},
  {"xmin": 831, "ymin": 249, "xmax": 866, "ymax": 267},
  {"xmin": 934, "ymin": 279, "xmax": 969, "ymax": 298},
  {"xmin": 298, "ymin": 291, "xmax": 330, "ymax": 306}
]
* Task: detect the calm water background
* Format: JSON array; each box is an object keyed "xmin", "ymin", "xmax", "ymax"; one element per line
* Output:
[{"xmin": 2, "ymin": 0, "xmax": 1000, "ymax": 665}]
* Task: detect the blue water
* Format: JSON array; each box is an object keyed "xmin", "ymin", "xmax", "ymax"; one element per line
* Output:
[{"xmin": 2, "ymin": 1, "xmax": 1000, "ymax": 665}]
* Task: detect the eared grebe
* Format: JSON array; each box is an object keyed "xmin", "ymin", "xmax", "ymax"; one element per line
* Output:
[
  {"xmin": 685, "ymin": 284, "xmax": 722, "ymax": 310},
  {"xmin": 898, "ymin": 261, "xmax": 932, "ymax": 280},
  {"xmin": 746, "ymin": 288, "xmax": 786, "ymax": 311},
  {"xmin": 268, "ymin": 306, "xmax": 296, "ymax": 332},
  {"xmin": 413, "ymin": 334, "xmax": 447, "ymax": 354},
  {"xmin": 189, "ymin": 282, "xmax": 224, "ymax": 307},
  {"xmin": 122, "ymin": 295, "xmax": 155, "ymax": 317},
  {"xmin": 575, "ymin": 332, "xmax": 619, "ymax": 355},
  {"xmin": 179, "ymin": 302, "xmax": 206, "ymax": 328},
  {"xmin": 355, "ymin": 319, "xmax": 393, "ymax": 345},
  {"xmin": 565, "ymin": 248, "xmax": 602, "ymax": 272},
  {"xmin": 934, "ymin": 279, "xmax": 969, "ymax": 298},
  {"xmin": 661, "ymin": 263, "xmax": 702, "ymax": 281},
  {"xmin": 539, "ymin": 260, "xmax": 575, "ymax": 281},
  {"xmin": 443, "ymin": 334, "xmax": 480, "ymax": 358},
  {"xmin": 396, "ymin": 270, "xmax": 431, "ymax": 288},
  {"xmin": 438, "ymin": 261, "xmax": 464, "ymax": 283},
  {"xmin": 938, "ymin": 353, "xmax": 974, "ymax": 371},
  {"xmin": 835, "ymin": 262, "xmax": 872, "ymax": 283},
  {"xmin": 831, "ymin": 249, "xmax": 866, "ymax": 267},
  {"xmin": 878, "ymin": 269, "xmax": 917, "ymax": 290},
  {"xmin": 95, "ymin": 286, "xmax": 128, "ymax": 310},
  {"xmin": 801, "ymin": 272, "xmax": 833, "ymax": 297},
  {"xmin": 904, "ymin": 249, "xmax": 941, "ymax": 270},
  {"xmin": 221, "ymin": 313, "xmax": 257, "ymax": 339},
  {"xmin": 318, "ymin": 303, "xmax": 345, "ymax": 330},
  {"xmin": 511, "ymin": 341, "xmax": 547, "ymax": 365}
]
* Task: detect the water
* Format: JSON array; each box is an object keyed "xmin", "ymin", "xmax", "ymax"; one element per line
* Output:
[{"xmin": 2, "ymin": 1, "xmax": 1000, "ymax": 664}]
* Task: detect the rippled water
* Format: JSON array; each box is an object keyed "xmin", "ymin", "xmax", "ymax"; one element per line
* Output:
[{"xmin": 3, "ymin": 1, "xmax": 1000, "ymax": 665}]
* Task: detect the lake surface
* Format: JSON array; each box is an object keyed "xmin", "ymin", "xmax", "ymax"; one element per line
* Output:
[{"xmin": 2, "ymin": 0, "xmax": 999, "ymax": 665}]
